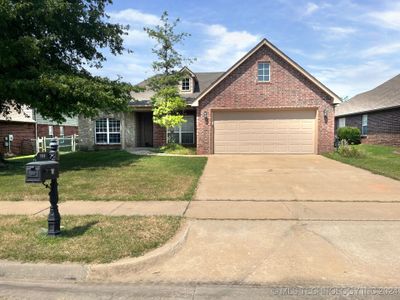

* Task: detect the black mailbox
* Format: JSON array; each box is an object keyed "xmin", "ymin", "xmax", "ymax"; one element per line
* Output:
[{"xmin": 25, "ymin": 161, "xmax": 59, "ymax": 183}]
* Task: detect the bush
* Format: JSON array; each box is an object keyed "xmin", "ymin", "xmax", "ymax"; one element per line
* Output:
[
  {"xmin": 337, "ymin": 140, "xmax": 364, "ymax": 158},
  {"xmin": 337, "ymin": 127, "xmax": 361, "ymax": 144}
]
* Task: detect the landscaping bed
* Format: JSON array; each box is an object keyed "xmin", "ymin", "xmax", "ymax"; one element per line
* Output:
[
  {"xmin": 0, "ymin": 150, "xmax": 207, "ymax": 201},
  {"xmin": 152, "ymin": 144, "xmax": 197, "ymax": 155},
  {"xmin": 324, "ymin": 144, "xmax": 400, "ymax": 180},
  {"xmin": 0, "ymin": 215, "xmax": 181, "ymax": 263}
]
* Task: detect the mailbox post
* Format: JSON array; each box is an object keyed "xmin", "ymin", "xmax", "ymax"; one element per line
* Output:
[
  {"xmin": 25, "ymin": 138, "xmax": 61, "ymax": 236},
  {"xmin": 48, "ymin": 139, "xmax": 61, "ymax": 236}
]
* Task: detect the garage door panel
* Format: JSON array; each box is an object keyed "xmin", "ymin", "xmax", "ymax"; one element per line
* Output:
[{"xmin": 213, "ymin": 110, "xmax": 316, "ymax": 154}]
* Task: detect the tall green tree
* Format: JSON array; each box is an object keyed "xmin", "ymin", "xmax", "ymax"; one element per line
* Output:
[
  {"xmin": 144, "ymin": 11, "xmax": 194, "ymax": 141},
  {"xmin": 0, "ymin": 0, "xmax": 136, "ymax": 123}
]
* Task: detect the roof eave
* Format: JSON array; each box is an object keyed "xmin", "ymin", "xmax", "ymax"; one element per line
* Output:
[{"xmin": 335, "ymin": 104, "xmax": 400, "ymax": 117}]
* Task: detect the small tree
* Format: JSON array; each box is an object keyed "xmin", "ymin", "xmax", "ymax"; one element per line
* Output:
[{"xmin": 144, "ymin": 11, "xmax": 194, "ymax": 143}]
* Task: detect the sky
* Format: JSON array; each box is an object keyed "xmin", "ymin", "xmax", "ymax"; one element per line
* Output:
[{"xmin": 90, "ymin": 0, "xmax": 400, "ymax": 98}]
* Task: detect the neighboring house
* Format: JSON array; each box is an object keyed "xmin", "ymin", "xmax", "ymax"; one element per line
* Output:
[
  {"xmin": 0, "ymin": 106, "xmax": 79, "ymax": 155},
  {"xmin": 34, "ymin": 111, "xmax": 78, "ymax": 138},
  {"xmin": 0, "ymin": 106, "xmax": 36, "ymax": 155},
  {"xmin": 335, "ymin": 74, "xmax": 400, "ymax": 146},
  {"xmin": 79, "ymin": 38, "xmax": 340, "ymax": 154}
]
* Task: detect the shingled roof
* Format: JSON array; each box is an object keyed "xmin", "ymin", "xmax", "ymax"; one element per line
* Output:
[
  {"xmin": 336, "ymin": 74, "xmax": 400, "ymax": 117},
  {"xmin": 130, "ymin": 71, "xmax": 224, "ymax": 107}
]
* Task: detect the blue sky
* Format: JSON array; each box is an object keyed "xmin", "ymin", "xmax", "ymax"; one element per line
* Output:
[{"xmin": 91, "ymin": 0, "xmax": 400, "ymax": 98}]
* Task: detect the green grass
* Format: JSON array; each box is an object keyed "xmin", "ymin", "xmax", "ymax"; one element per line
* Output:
[
  {"xmin": 153, "ymin": 144, "xmax": 197, "ymax": 155},
  {"xmin": 0, "ymin": 215, "xmax": 181, "ymax": 263},
  {"xmin": 0, "ymin": 150, "xmax": 207, "ymax": 201},
  {"xmin": 324, "ymin": 144, "xmax": 400, "ymax": 180}
]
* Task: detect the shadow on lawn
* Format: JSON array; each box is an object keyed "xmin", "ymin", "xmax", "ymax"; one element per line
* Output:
[
  {"xmin": 0, "ymin": 150, "xmax": 144, "ymax": 175},
  {"xmin": 62, "ymin": 221, "xmax": 99, "ymax": 238}
]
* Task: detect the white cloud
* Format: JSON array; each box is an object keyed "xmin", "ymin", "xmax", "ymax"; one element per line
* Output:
[
  {"xmin": 90, "ymin": 54, "xmax": 154, "ymax": 84},
  {"xmin": 108, "ymin": 9, "xmax": 160, "ymax": 26},
  {"xmin": 123, "ymin": 29, "xmax": 153, "ymax": 47},
  {"xmin": 312, "ymin": 25, "xmax": 356, "ymax": 40},
  {"xmin": 304, "ymin": 2, "xmax": 319, "ymax": 16},
  {"xmin": 309, "ymin": 61, "xmax": 398, "ymax": 97},
  {"xmin": 367, "ymin": 6, "xmax": 400, "ymax": 30},
  {"xmin": 194, "ymin": 24, "xmax": 260, "ymax": 71},
  {"xmin": 362, "ymin": 42, "xmax": 400, "ymax": 58}
]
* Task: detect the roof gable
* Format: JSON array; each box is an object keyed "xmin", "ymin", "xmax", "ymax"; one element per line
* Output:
[
  {"xmin": 180, "ymin": 66, "xmax": 196, "ymax": 78},
  {"xmin": 191, "ymin": 38, "xmax": 340, "ymax": 107}
]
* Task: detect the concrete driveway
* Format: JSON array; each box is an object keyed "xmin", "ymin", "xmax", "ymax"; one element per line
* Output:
[
  {"xmin": 195, "ymin": 155, "xmax": 400, "ymax": 202},
  {"xmin": 103, "ymin": 220, "xmax": 400, "ymax": 287}
]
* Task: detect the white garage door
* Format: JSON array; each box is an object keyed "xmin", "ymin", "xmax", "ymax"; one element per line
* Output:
[{"xmin": 213, "ymin": 110, "xmax": 316, "ymax": 154}]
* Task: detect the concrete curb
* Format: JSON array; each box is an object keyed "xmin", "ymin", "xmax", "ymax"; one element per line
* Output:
[
  {"xmin": 87, "ymin": 220, "xmax": 191, "ymax": 281},
  {"xmin": 0, "ymin": 260, "xmax": 88, "ymax": 281},
  {"xmin": 0, "ymin": 221, "xmax": 191, "ymax": 282}
]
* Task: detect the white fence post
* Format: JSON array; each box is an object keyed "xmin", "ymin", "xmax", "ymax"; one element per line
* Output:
[{"xmin": 72, "ymin": 134, "xmax": 76, "ymax": 152}]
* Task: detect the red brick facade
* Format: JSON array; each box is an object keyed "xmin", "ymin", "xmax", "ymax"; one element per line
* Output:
[
  {"xmin": 0, "ymin": 121, "xmax": 35, "ymax": 155},
  {"xmin": 153, "ymin": 123, "xmax": 166, "ymax": 147},
  {"xmin": 335, "ymin": 108, "xmax": 400, "ymax": 147},
  {"xmin": 37, "ymin": 124, "xmax": 78, "ymax": 138},
  {"xmin": 196, "ymin": 44, "xmax": 335, "ymax": 154}
]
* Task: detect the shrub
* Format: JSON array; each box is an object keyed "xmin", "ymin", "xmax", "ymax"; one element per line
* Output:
[
  {"xmin": 337, "ymin": 127, "xmax": 361, "ymax": 144},
  {"xmin": 337, "ymin": 140, "xmax": 364, "ymax": 158}
]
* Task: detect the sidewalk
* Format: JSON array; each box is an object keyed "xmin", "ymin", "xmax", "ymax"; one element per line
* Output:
[
  {"xmin": 3, "ymin": 200, "xmax": 400, "ymax": 220},
  {"xmin": 0, "ymin": 201, "xmax": 188, "ymax": 216}
]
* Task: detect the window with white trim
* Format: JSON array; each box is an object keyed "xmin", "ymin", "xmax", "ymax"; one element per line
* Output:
[
  {"xmin": 338, "ymin": 117, "xmax": 346, "ymax": 128},
  {"xmin": 362, "ymin": 114, "xmax": 368, "ymax": 135},
  {"xmin": 59, "ymin": 126, "xmax": 64, "ymax": 137},
  {"xmin": 257, "ymin": 62, "xmax": 270, "ymax": 82},
  {"xmin": 48, "ymin": 125, "xmax": 54, "ymax": 137},
  {"xmin": 181, "ymin": 78, "xmax": 190, "ymax": 92},
  {"xmin": 167, "ymin": 115, "xmax": 195, "ymax": 144},
  {"xmin": 95, "ymin": 118, "xmax": 121, "ymax": 144}
]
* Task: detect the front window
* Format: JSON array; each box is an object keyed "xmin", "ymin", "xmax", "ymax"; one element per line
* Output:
[
  {"xmin": 338, "ymin": 117, "xmax": 346, "ymax": 128},
  {"xmin": 167, "ymin": 115, "xmax": 195, "ymax": 144},
  {"xmin": 362, "ymin": 114, "xmax": 368, "ymax": 135},
  {"xmin": 59, "ymin": 126, "xmax": 64, "ymax": 137},
  {"xmin": 181, "ymin": 78, "xmax": 190, "ymax": 91},
  {"xmin": 257, "ymin": 62, "xmax": 270, "ymax": 82},
  {"xmin": 95, "ymin": 118, "xmax": 121, "ymax": 144}
]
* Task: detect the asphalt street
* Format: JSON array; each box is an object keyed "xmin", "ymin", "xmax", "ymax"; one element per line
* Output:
[{"xmin": 1, "ymin": 280, "xmax": 400, "ymax": 300}]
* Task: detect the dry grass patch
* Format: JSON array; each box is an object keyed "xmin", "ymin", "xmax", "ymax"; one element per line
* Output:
[{"xmin": 0, "ymin": 215, "xmax": 181, "ymax": 263}]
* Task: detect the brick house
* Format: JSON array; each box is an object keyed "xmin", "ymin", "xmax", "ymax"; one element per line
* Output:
[
  {"xmin": 1, "ymin": 106, "xmax": 79, "ymax": 156},
  {"xmin": 79, "ymin": 38, "xmax": 340, "ymax": 154},
  {"xmin": 34, "ymin": 111, "xmax": 78, "ymax": 139},
  {"xmin": 335, "ymin": 74, "xmax": 400, "ymax": 147},
  {"xmin": 0, "ymin": 106, "xmax": 36, "ymax": 155}
]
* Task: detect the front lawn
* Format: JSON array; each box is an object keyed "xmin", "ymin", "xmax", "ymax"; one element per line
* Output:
[
  {"xmin": 324, "ymin": 144, "xmax": 400, "ymax": 180},
  {"xmin": 0, "ymin": 151, "xmax": 207, "ymax": 201},
  {"xmin": 0, "ymin": 215, "xmax": 181, "ymax": 263}
]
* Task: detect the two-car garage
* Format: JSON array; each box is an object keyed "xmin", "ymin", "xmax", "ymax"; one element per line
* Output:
[{"xmin": 213, "ymin": 110, "xmax": 317, "ymax": 154}]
